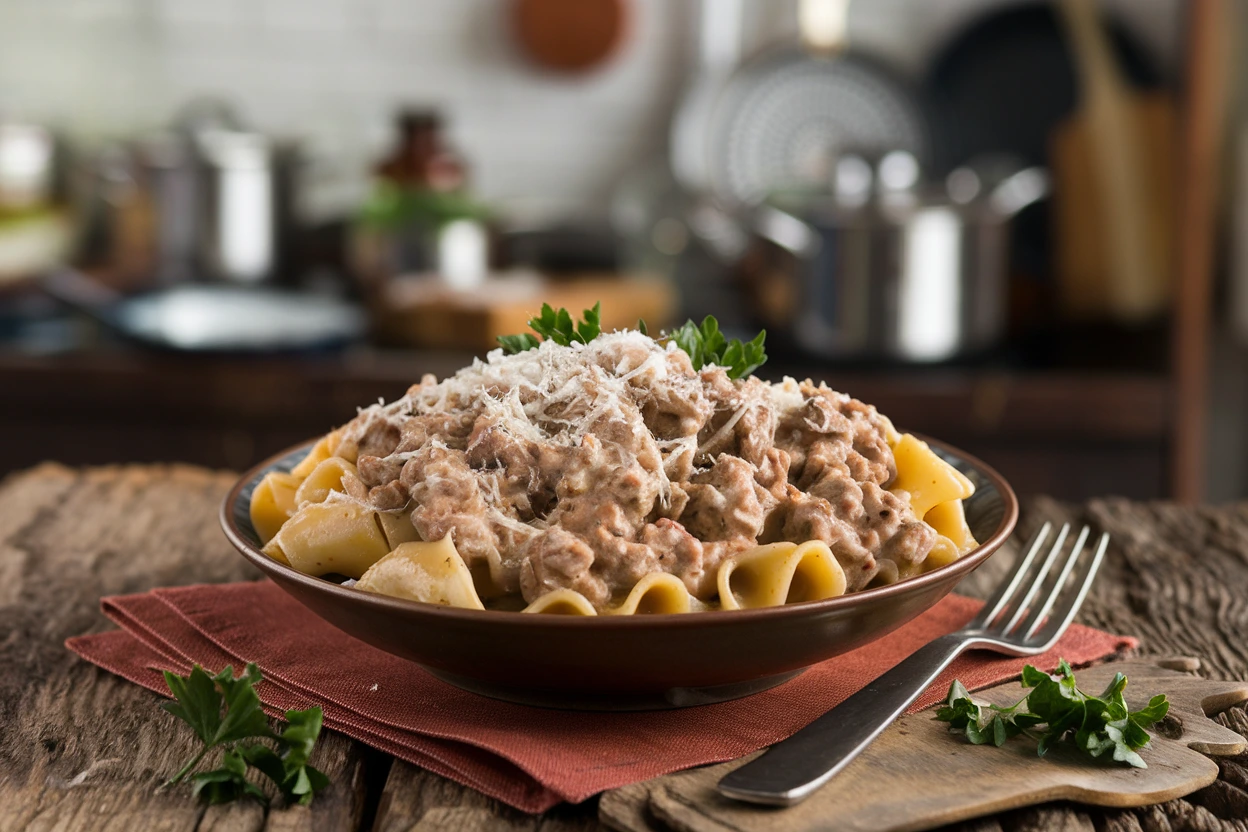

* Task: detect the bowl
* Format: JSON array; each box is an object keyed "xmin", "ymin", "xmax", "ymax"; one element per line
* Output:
[{"xmin": 221, "ymin": 436, "xmax": 1017, "ymax": 710}]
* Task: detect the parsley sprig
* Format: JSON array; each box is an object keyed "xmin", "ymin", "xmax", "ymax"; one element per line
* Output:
[
  {"xmin": 497, "ymin": 303, "xmax": 767, "ymax": 380},
  {"xmin": 669, "ymin": 315, "xmax": 766, "ymax": 379},
  {"xmin": 162, "ymin": 663, "xmax": 329, "ymax": 806},
  {"xmin": 936, "ymin": 660, "xmax": 1170, "ymax": 768},
  {"xmin": 498, "ymin": 302, "xmax": 601, "ymax": 354}
]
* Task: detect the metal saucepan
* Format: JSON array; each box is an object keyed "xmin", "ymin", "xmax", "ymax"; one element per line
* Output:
[
  {"xmin": 742, "ymin": 154, "xmax": 1048, "ymax": 363},
  {"xmin": 41, "ymin": 268, "xmax": 366, "ymax": 353},
  {"xmin": 76, "ymin": 99, "xmax": 304, "ymax": 288}
]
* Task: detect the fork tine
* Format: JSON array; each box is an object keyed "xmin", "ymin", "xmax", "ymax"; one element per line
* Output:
[
  {"xmin": 1020, "ymin": 526, "xmax": 1090, "ymax": 640},
  {"xmin": 967, "ymin": 522, "xmax": 1052, "ymax": 630},
  {"xmin": 999, "ymin": 523, "xmax": 1070, "ymax": 635},
  {"xmin": 1026, "ymin": 531, "xmax": 1109, "ymax": 650}
]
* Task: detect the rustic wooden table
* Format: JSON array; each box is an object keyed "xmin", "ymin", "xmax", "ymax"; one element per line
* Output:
[{"xmin": 2, "ymin": 463, "xmax": 1247, "ymax": 832}]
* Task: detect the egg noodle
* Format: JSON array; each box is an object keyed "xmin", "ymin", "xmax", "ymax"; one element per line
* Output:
[{"xmin": 251, "ymin": 331, "xmax": 977, "ymax": 614}]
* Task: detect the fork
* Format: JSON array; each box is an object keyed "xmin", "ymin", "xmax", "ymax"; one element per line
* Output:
[{"xmin": 717, "ymin": 522, "xmax": 1109, "ymax": 806}]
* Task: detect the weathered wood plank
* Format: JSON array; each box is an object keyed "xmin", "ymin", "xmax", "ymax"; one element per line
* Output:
[
  {"xmin": 6, "ymin": 465, "xmax": 1248, "ymax": 832},
  {"xmin": 610, "ymin": 662, "xmax": 1246, "ymax": 832},
  {"xmin": 371, "ymin": 762, "xmax": 602, "ymax": 832},
  {"xmin": 0, "ymin": 464, "xmax": 374, "ymax": 832},
  {"xmin": 598, "ymin": 781, "xmax": 659, "ymax": 832},
  {"xmin": 964, "ymin": 498, "xmax": 1248, "ymax": 832},
  {"xmin": 601, "ymin": 497, "xmax": 1248, "ymax": 832}
]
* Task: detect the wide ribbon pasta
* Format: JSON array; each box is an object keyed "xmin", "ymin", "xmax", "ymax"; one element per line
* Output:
[
  {"xmin": 924, "ymin": 498, "xmax": 977, "ymax": 555},
  {"xmin": 717, "ymin": 540, "xmax": 847, "ymax": 610},
  {"xmin": 523, "ymin": 589, "xmax": 598, "ymax": 615},
  {"xmin": 888, "ymin": 433, "xmax": 979, "ymax": 572},
  {"xmin": 919, "ymin": 500, "xmax": 978, "ymax": 573},
  {"xmin": 290, "ymin": 429, "xmax": 343, "ymax": 477},
  {"xmin": 609, "ymin": 573, "xmax": 698, "ymax": 615},
  {"xmin": 294, "ymin": 457, "xmax": 359, "ymax": 506},
  {"xmin": 517, "ymin": 575, "xmax": 704, "ymax": 616},
  {"xmin": 356, "ymin": 534, "xmax": 485, "ymax": 610},
  {"xmin": 249, "ymin": 471, "xmax": 302, "ymax": 545},
  {"xmin": 263, "ymin": 500, "xmax": 390, "ymax": 578},
  {"xmin": 375, "ymin": 510, "xmax": 422, "ymax": 550},
  {"xmin": 254, "ymin": 412, "xmax": 981, "ymax": 611},
  {"xmin": 889, "ymin": 433, "xmax": 975, "ymax": 518}
]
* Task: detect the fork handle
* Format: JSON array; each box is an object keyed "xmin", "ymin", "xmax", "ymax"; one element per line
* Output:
[{"xmin": 717, "ymin": 633, "xmax": 969, "ymax": 806}]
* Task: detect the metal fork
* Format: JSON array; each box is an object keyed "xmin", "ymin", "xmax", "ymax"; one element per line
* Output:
[{"xmin": 717, "ymin": 522, "xmax": 1109, "ymax": 806}]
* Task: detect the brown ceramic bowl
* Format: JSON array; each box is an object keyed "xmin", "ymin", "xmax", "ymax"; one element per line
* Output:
[{"xmin": 222, "ymin": 436, "xmax": 1017, "ymax": 710}]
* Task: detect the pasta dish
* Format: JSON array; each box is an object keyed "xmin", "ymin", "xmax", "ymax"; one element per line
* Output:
[{"xmin": 250, "ymin": 326, "xmax": 977, "ymax": 615}]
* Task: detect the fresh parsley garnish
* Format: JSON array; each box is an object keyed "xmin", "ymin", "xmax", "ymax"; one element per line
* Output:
[
  {"xmin": 936, "ymin": 659, "xmax": 1170, "ymax": 768},
  {"xmin": 162, "ymin": 663, "xmax": 329, "ymax": 806},
  {"xmin": 498, "ymin": 302, "xmax": 602, "ymax": 353},
  {"xmin": 238, "ymin": 709, "xmax": 331, "ymax": 806},
  {"xmin": 190, "ymin": 747, "xmax": 267, "ymax": 804},
  {"xmin": 669, "ymin": 315, "xmax": 766, "ymax": 379},
  {"xmin": 498, "ymin": 303, "xmax": 767, "ymax": 379},
  {"xmin": 496, "ymin": 331, "xmax": 541, "ymax": 354}
]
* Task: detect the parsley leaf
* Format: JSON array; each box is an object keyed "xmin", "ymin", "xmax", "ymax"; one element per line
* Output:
[
  {"xmin": 496, "ymin": 304, "xmax": 769, "ymax": 380},
  {"xmin": 934, "ymin": 680, "xmax": 1034, "ymax": 747},
  {"xmin": 241, "ymin": 708, "xmax": 332, "ymax": 806},
  {"xmin": 162, "ymin": 664, "xmax": 330, "ymax": 806},
  {"xmin": 162, "ymin": 664, "xmax": 232, "ymax": 748},
  {"xmin": 163, "ymin": 663, "xmax": 271, "ymax": 784},
  {"xmin": 498, "ymin": 302, "xmax": 602, "ymax": 353},
  {"xmin": 496, "ymin": 333, "xmax": 540, "ymax": 354},
  {"xmin": 212, "ymin": 664, "xmax": 272, "ymax": 747},
  {"xmin": 191, "ymin": 747, "xmax": 267, "ymax": 805},
  {"xmin": 936, "ymin": 660, "xmax": 1170, "ymax": 769},
  {"xmin": 670, "ymin": 316, "xmax": 767, "ymax": 379}
]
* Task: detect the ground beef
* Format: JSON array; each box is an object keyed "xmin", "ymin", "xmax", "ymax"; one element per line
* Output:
[{"xmin": 331, "ymin": 332, "xmax": 936, "ymax": 609}]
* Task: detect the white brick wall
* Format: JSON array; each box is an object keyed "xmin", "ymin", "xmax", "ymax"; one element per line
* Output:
[{"xmin": 0, "ymin": 0, "xmax": 1177, "ymax": 222}]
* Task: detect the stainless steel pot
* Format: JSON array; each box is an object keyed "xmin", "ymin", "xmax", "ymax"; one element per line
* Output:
[
  {"xmin": 194, "ymin": 127, "xmax": 301, "ymax": 284},
  {"xmin": 0, "ymin": 122, "xmax": 55, "ymax": 211},
  {"xmin": 76, "ymin": 101, "xmax": 303, "ymax": 287},
  {"xmin": 743, "ymin": 158, "xmax": 1048, "ymax": 363}
]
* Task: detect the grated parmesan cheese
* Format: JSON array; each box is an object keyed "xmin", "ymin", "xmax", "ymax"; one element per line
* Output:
[{"xmin": 324, "ymin": 330, "xmax": 927, "ymax": 610}]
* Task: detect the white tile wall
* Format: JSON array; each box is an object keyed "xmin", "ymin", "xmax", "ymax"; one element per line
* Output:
[{"xmin": 0, "ymin": 0, "xmax": 1178, "ymax": 222}]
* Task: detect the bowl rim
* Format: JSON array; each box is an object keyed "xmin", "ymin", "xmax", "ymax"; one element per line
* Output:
[{"xmin": 221, "ymin": 434, "xmax": 1019, "ymax": 629}]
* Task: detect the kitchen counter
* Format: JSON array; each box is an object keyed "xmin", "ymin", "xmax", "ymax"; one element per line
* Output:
[{"xmin": 1, "ymin": 463, "xmax": 1245, "ymax": 831}]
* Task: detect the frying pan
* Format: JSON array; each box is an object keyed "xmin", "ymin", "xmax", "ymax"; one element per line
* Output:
[
  {"xmin": 921, "ymin": 2, "xmax": 1165, "ymax": 176},
  {"xmin": 672, "ymin": 0, "xmax": 929, "ymax": 208},
  {"xmin": 41, "ymin": 269, "xmax": 366, "ymax": 353},
  {"xmin": 919, "ymin": 2, "xmax": 1164, "ymax": 284}
]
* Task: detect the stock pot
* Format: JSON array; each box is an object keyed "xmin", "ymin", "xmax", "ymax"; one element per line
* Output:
[
  {"xmin": 743, "ymin": 157, "xmax": 1048, "ymax": 363},
  {"xmin": 77, "ymin": 100, "xmax": 303, "ymax": 287}
]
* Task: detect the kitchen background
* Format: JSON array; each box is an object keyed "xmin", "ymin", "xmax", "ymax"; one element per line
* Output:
[
  {"xmin": 0, "ymin": 0, "xmax": 1237, "ymax": 503},
  {"xmin": 0, "ymin": 0, "xmax": 1180, "ymax": 218}
]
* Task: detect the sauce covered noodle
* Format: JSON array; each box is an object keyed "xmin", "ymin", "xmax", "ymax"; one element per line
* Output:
[{"xmin": 252, "ymin": 332, "xmax": 977, "ymax": 614}]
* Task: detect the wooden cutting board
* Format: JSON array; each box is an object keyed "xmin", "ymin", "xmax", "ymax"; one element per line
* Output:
[
  {"xmin": 1050, "ymin": 0, "xmax": 1174, "ymax": 324},
  {"xmin": 599, "ymin": 659, "xmax": 1248, "ymax": 832}
]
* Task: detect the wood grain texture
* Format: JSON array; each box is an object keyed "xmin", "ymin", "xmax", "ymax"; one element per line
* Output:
[
  {"xmin": 0, "ymin": 464, "xmax": 370, "ymax": 832},
  {"xmin": 370, "ymin": 761, "xmax": 602, "ymax": 832},
  {"xmin": 602, "ymin": 497, "xmax": 1248, "ymax": 832},
  {"xmin": 615, "ymin": 663, "xmax": 1247, "ymax": 832},
  {"xmin": 1171, "ymin": 0, "xmax": 1232, "ymax": 503},
  {"xmin": 4, "ymin": 464, "xmax": 1248, "ymax": 832}
]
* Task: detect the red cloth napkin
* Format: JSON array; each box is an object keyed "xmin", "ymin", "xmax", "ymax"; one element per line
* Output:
[{"xmin": 66, "ymin": 581, "xmax": 1134, "ymax": 812}]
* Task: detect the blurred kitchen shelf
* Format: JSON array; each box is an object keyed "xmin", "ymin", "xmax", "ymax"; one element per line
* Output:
[
  {"xmin": 0, "ymin": 0, "xmax": 1222, "ymax": 503},
  {"xmin": 0, "ymin": 347, "xmax": 1170, "ymax": 501},
  {"xmin": 1009, "ymin": 321, "xmax": 1171, "ymax": 374}
]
